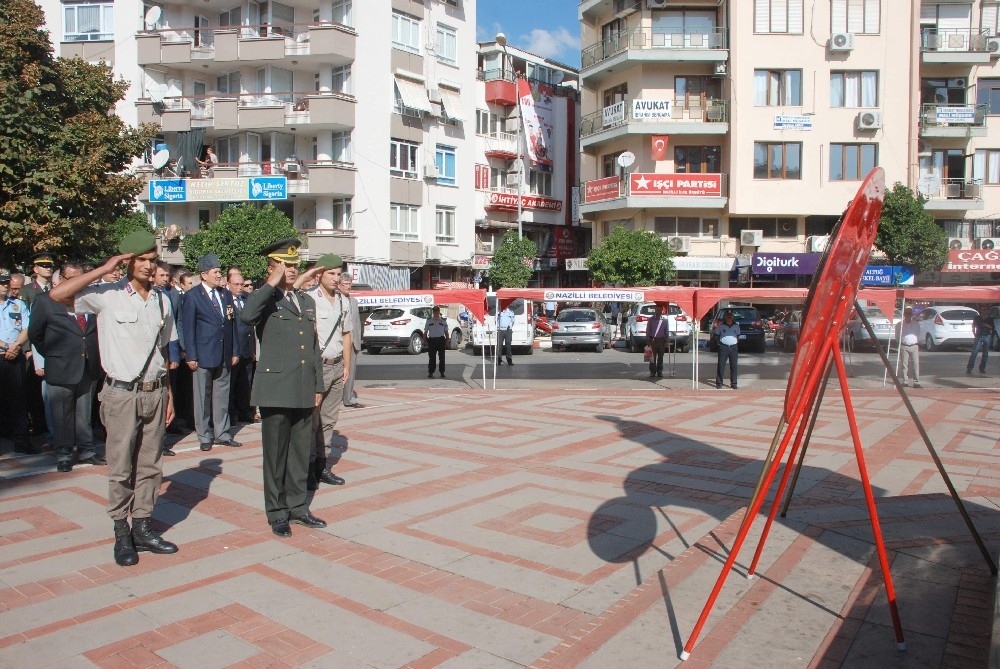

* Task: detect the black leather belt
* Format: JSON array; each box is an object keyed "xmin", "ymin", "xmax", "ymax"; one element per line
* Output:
[
  {"xmin": 106, "ymin": 376, "xmax": 165, "ymax": 392},
  {"xmin": 323, "ymin": 354, "xmax": 343, "ymax": 365}
]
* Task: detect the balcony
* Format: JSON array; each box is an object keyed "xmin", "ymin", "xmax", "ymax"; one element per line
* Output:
[
  {"xmin": 580, "ymin": 0, "xmax": 640, "ymax": 23},
  {"xmin": 919, "ymin": 103, "xmax": 988, "ymax": 138},
  {"xmin": 482, "ymin": 70, "xmax": 517, "ymax": 106},
  {"xmin": 920, "ymin": 28, "xmax": 993, "ymax": 64},
  {"xmin": 919, "ymin": 178, "xmax": 984, "ymax": 211},
  {"xmin": 137, "ymin": 160, "xmax": 356, "ymax": 201},
  {"xmin": 578, "ymin": 173, "xmax": 728, "ymax": 215},
  {"xmin": 305, "ymin": 230, "xmax": 357, "ymax": 260},
  {"xmin": 136, "ymin": 21, "xmax": 356, "ymax": 68},
  {"xmin": 581, "ymin": 98, "xmax": 728, "ymax": 148},
  {"xmin": 482, "ymin": 132, "xmax": 519, "ymax": 159},
  {"xmin": 136, "ymin": 92, "xmax": 356, "ymax": 133},
  {"xmin": 581, "ymin": 27, "xmax": 728, "ymax": 83}
]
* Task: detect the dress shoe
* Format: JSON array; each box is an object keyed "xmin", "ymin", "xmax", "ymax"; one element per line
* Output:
[
  {"xmin": 161, "ymin": 446, "xmax": 176, "ymax": 456},
  {"xmin": 290, "ymin": 512, "xmax": 327, "ymax": 528},
  {"xmin": 344, "ymin": 402, "xmax": 365, "ymax": 409},
  {"xmin": 216, "ymin": 436, "xmax": 241, "ymax": 448},
  {"xmin": 319, "ymin": 469, "xmax": 345, "ymax": 486},
  {"xmin": 200, "ymin": 443, "xmax": 212, "ymax": 452},
  {"xmin": 57, "ymin": 461, "xmax": 73, "ymax": 473},
  {"xmin": 79, "ymin": 454, "xmax": 107, "ymax": 466},
  {"xmin": 428, "ymin": 371, "xmax": 434, "ymax": 378},
  {"xmin": 271, "ymin": 518, "xmax": 292, "ymax": 537},
  {"xmin": 439, "ymin": 371, "xmax": 445, "ymax": 377},
  {"xmin": 506, "ymin": 360, "xmax": 513, "ymax": 365},
  {"xmin": 113, "ymin": 520, "xmax": 139, "ymax": 566},
  {"xmin": 131, "ymin": 518, "xmax": 178, "ymax": 554}
]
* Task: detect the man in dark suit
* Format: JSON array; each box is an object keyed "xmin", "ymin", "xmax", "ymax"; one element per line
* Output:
[
  {"xmin": 227, "ymin": 268, "xmax": 255, "ymax": 424},
  {"xmin": 27, "ymin": 261, "xmax": 105, "ymax": 472},
  {"xmin": 182, "ymin": 253, "xmax": 240, "ymax": 452},
  {"xmin": 241, "ymin": 239, "xmax": 326, "ymax": 537}
]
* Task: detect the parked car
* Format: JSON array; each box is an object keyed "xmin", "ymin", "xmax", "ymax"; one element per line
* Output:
[
  {"xmin": 550, "ymin": 308, "xmax": 615, "ymax": 352},
  {"xmin": 845, "ymin": 305, "xmax": 896, "ymax": 350},
  {"xmin": 707, "ymin": 306, "xmax": 767, "ymax": 353},
  {"xmin": 364, "ymin": 306, "xmax": 462, "ymax": 355},
  {"xmin": 772, "ymin": 310, "xmax": 803, "ymax": 352},
  {"xmin": 624, "ymin": 302, "xmax": 694, "ymax": 353},
  {"xmin": 915, "ymin": 305, "xmax": 979, "ymax": 351},
  {"xmin": 988, "ymin": 306, "xmax": 1000, "ymax": 351}
]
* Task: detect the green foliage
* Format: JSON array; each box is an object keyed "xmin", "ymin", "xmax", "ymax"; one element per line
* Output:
[
  {"xmin": 487, "ymin": 231, "xmax": 538, "ymax": 289},
  {"xmin": 587, "ymin": 225, "xmax": 676, "ymax": 286},
  {"xmin": 875, "ymin": 182, "xmax": 948, "ymax": 274},
  {"xmin": 182, "ymin": 204, "xmax": 296, "ymax": 281},
  {"xmin": 0, "ymin": 0, "xmax": 153, "ymax": 267},
  {"xmin": 98, "ymin": 211, "xmax": 154, "ymax": 260}
]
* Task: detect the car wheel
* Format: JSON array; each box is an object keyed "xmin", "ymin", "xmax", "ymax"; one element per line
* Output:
[
  {"xmin": 450, "ymin": 329, "xmax": 462, "ymax": 351},
  {"xmin": 784, "ymin": 335, "xmax": 796, "ymax": 353},
  {"xmin": 472, "ymin": 346, "xmax": 481, "ymax": 356},
  {"xmin": 924, "ymin": 334, "xmax": 936, "ymax": 352},
  {"xmin": 756, "ymin": 339, "xmax": 766, "ymax": 353},
  {"xmin": 595, "ymin": 341, "xmax": 604, "ymax": 353},
  {"xmin": 367, "ymin": 346, "xmax": 381, "ymax": 355},
  {"xmin": 629, "ymin": 335, "xmax": 638, "ymax": 353},
  {"xmin": 407, "ymin": 331, "xmax": 424, "ymax": 355},
  {"xmin": 525, "ymin": 344, "xmax": 534, "ymax": 355},
  {"xmin": 680, "ymin": 342, "xmax": 689, "ymax": 353},
  {"xmin": 993, "ymin": 332, "xmax": 1000, "ymax": 352}
]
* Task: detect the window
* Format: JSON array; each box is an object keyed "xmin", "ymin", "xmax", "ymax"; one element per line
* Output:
[
  {"xmin": 830, "ymin": 71, "xmax": 878, "ymax": 108},
  {"xmin": 216, "ymin": 135, "xmax": 238, "ymax": 163},
  {"xmin": 753, "ymin": 70, "xmax": 802, "ymax": 106},
  {"xmin": 390, "ymin": 203, "xmax": 419, "ymax": 240},
  {"xmin": 331, "ymin": 65, "xmax": 352, "ymax": 95},
  {"xmin": 216, "ymin": 71, "xmax": 241, "ymax": 95},
  {"xmin": 436, "ymin": 207, "xmax": 456, "ymax": 243},
  {"xmin": 729, "ymin": 217, "xmax": 798, "ymax": 239},
  {"xmin": 985, "ymin": 3, "xmax": 1000, "ymax": 36},
  {"xmin": 674, "ymin": 76, "xmax": 723, "ymax": 112},
  {"xmin": 754, "ymin": 0, "xmax": 803, "ymax": 34},
  {"xmin": 974, "ymin": 150, "xmax": 1000, "ymax": 184},
  {"xmin": 64, "ymin": 2, "xmax": 114, "ymax": 41},
  {"xmin": 924, "ymin": 78, "xmax": 967, "ymax": 106},
  {"xmin": 674, "ymin": 146, "xmax": 721, "ymax": 173},
  {"xmin": 331, "ymin": 131, "xmax": 352, "ymax": 163},
  {"xmin": 332, "ymin": 199, "xmax": 352, "ymax": 230},
  {"xmin": 830, "ymin": 143, "xmax": 877, "ymax": 181},
  {"xmin": 654, "ymin": 217, "xmax": 719, "ymax": 237},
  {"xmin": 977, "ymin": 79, "xmax": 1000, "ymax": 114},
  {"xmin": 218, "ymin": 6, "xmax": 241, "ymax": 27},
  {"xmin": 476, "ymin": 109, "xmax": 490, "ymax": 135},
  {"xmin": 390, "ymin": 139, "xmax": 418, "ymax": 179},
  {"xmin": 194, "ymin": 15, "xmax": 212, "ymax": 47},
  {"xmin": 527, "ymin": 62, "xmax": 556, "ymax": 84},
  {"xmin": 602, "ymin": 151, "xmax": 626, "ymax": 178},
  {"xmin": 603, "ymin": 83, "xmax": 628, "ymax": 107},
  {"xmin": 529, "ymin": 170, "xmax": 552, "ymax": 196},
  {"xmin": 435, "ymin": 144, "xmax": 456, "ymax": 185},
  {"xmin": 489, "ymin": 166, "xmax": 506, "ymax": 189},
  {"xmin": 392, "ymin": 11, "xmax": 420, "ymax": 54},
  {"xmin": 754, "ymin": 142, "xmax": 802, "ymax": 179},
  {"xmin": 147, "ymin": 205, "xmax": 166, "ymax": 229},
  {"xmin": 436, "ymin": 24, "xmax": 457, "ymax": 65},
  {"xmin": 332, "ymin": 0, "xmax": 353, "ymax": 27},
  {"xmin": 831, "ymin": 0, "xmax": 880, "ymax": 34}
]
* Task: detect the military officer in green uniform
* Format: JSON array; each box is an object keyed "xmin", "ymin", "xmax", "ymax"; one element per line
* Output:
[{"xmin": 240, "ymin": 239, "xmax": 327, "ymax": 537}]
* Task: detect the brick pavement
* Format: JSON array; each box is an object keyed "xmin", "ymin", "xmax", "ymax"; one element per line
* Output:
[{"xmin": 1, "ymin": 387, "xmax": 998, "ymax": 668}]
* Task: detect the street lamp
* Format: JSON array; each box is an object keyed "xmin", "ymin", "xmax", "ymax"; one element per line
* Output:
[{"xmin": 496, "ymin": 32, "xmax": 524, "ymax": 240}]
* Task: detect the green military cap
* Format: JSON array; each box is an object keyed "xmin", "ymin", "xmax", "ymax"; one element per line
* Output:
[
  {"xmin": 314, "ymin": 253, "xmax": 342, "ymax": 270},
  {"xmin": 118, "ymin": 230, "xmax": 158, "ymax": 256},
  {"xmin": 260, "ymin": 237, "xmax": 301, "ymax": 264}
]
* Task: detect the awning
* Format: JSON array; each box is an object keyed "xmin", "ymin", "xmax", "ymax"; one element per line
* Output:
[
  {"xmin": 393, "ymin": 74, "xmax": 432, "ymax": 113},
  {"xmin": 673, "ymin": 256, "xmax": 735, "ymax": 272},
  {"xmin": 439, "ymin": 87, "xmax": 463, "ymax": 120}
]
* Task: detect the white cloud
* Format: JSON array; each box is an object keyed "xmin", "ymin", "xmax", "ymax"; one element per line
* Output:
[{"xmin": 521, "ymin": 27, "xmax": 579, "ymax": 60}]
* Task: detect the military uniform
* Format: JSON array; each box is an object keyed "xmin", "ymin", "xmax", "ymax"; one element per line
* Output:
[
  {"xmin": 240, "ymin": 239, "xmax": 325, "ymax": 531},
  {"xmin": 0, "ymin": 278, "xmax": 31, "ymax": 452}
]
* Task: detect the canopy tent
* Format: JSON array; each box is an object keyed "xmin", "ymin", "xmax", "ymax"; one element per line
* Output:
[{"xmin": 351, "ymin": 289, "xmax": 487, "ymax": 322}]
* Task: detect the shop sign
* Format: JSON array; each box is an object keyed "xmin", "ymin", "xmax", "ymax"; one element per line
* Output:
[
  {"xmin": 751, "ymin": 252, "xmax": 820, "ymax": 275},
  {"xmin": 486, "ymin": 191, "xmax": 562, "ymax": 211},
  {"xmin": 632, "ymin": 99, "xmax": 672, "ymax": 120},
  {"xmin": 862, "ymin": 266, "xmax": 915, "ymax": 285},
  {"xmin": 943, "ymin": 248, "xmax": 1000, "ymax": 272},
  {"xmin": 602, "ymin": 101, "xmax": 625, "ymax": 126},
  {"xmin": 150, "ymin": 177, "xmax": 287, "ymax": 202},
  {"xmin": 630, "ymin": 173, "xmax": 722, "ymax": 197},
  {"xmin": 673, "ymin": 256, "xmax": 736, "ymax": 272},
  {"xmin": 356, "ymin": 294, "xmax": 433, "ymax": 307},
  {"xmin": 773, "ymin": 114, "xmax": 812, "ymax": 130},
  {"xmin": 583, "ymin": 176, "xmax": 621, "ymax": 203},
  {"xmin": 543, "ymin": 289, "xmax": 644, "ymax": 302}
]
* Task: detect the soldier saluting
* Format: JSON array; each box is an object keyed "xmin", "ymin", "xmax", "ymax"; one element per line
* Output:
[{"xmin": 240, "ymin": 239, "xmax": 327, "ymax": 537}]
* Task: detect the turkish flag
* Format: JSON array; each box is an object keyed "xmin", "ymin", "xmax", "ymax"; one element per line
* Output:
[{"xmin": 651, "ymin": 135, "xmax": 669, "ymax": 161}]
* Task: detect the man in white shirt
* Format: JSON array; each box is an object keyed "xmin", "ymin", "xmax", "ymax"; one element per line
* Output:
[
  {"xmin": 713, "ymin": 310, "xmax": 740, "ymax": 389},
  {"xmin": 899, "ymin": 307, "xmax": 921, "ymax": 388}
]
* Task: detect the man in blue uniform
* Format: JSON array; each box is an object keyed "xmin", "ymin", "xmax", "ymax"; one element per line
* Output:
[{"xmin": 0, "ymin": 271, "xmax": 33, "ymax": 454}]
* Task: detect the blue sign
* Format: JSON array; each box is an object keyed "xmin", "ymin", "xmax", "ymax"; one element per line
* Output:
[
  {"xmin": 751, "ymin": 253, "xmax": 820, "ymax": 275},
  {"xmin": 149, "ymin": 179, "xmax": 186, "ymax": 202},
  {"xmin": 862, "ymin": 265, "xmax": 915, "ymax": 286},
  {"xmin": 248, "ymin": 176, "xmax": 287, "ymax": 200}
]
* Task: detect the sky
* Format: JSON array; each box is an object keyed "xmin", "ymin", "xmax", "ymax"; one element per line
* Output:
[{"xmin": 476, "ymin": 0, "xmax": 581, "ymax": 67}]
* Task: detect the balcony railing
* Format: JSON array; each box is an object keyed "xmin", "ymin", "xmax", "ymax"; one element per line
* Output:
[
  {"xmin": 580, "ymin": 98, "xmax": 728, "ymax": 137},
  {"xmin": 482, "ymin": 131, "xmax": 518, "ymax": 156},
  {"xmin": 920, "ymin": 28, "xmax": 991, "ymax": 52},
  {"xmin": 919, "ymin": 178, "xmax": 983, "ymax": 200},
  {"xmin": 582, "ymin": 26, "xmax": 727, "ymax": 68},
  {"xmin": 477, "ymin": 69, "xmax": 579, "ymax": 99},
  {"xmin": 152, "ymin": 90, "xmax": 354, "ymax": 120},
  {"xmin": 139, "ymin": 19, "xmax": 356, "ymax": 57},
  {"xmin": 920, "ymin": 103, "xmax": 988, "ymax": 128},
  {"xmin": 140, "ymin": 159, "xmax": 353, "ymax": 181}
]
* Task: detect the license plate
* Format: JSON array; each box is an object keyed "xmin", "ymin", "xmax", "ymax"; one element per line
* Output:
[
  {"xmin": 876, "ymin": 324, "xmax": 889, "ymax": 330},
  {"xmin": 739, "ymin": 334, "xmax": 746, "ymax": 340},
  {"xmin": 374, "ymin": 324, "xmax": 388, "ymax": 330},
  {"xmin": 568, "ymin": 326, "xmax": 583, "ymax": 332}
]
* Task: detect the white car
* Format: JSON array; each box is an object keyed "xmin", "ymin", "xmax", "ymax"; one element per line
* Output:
[
  {"xmin": 624, "ymin": 302, "xmax": 694, "ymax": 353},
  {"xmin": 363, "ymin": 306, "xmax": 462, "ymax": 355},
  {"xmin": 916, "ymin": 305, "xmax": 979, "ymax": 351},
  {"xmin": 845, "ymin": 305, "xmax": 896, "ymax": 350}
]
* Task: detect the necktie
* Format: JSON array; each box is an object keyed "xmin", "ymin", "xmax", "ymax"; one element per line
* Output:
[
  {"xmin": 76, "ymin": 313, "xmax": 87, "ymax": 333},
  {"xmin": 211, "ymin": 289, "xmax": 223, "ymax": 316},
  {"xmin": 287, "ymin": 291, "xmax": 299, "ymax": 311}
]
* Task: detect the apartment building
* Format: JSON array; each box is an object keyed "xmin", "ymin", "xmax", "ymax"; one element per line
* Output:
[
  {"xmin": 42, "ymin": 0, "xmax": 478, "ymax": 289},
  {"xmin": 473, "ymin": 41, "xmax": 583, "ymax": 288},
  {"xmin": 578, "ymin": 0, "xmax": 1000, "ymax": 287}
]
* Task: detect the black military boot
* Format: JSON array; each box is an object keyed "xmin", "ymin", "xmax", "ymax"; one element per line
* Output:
[
  {"xmin": 317, "ymin": 457, "xmax": 345, "ymax": 485},
  {"xmin": 307, "ymin": 458, "xmax": 319, "ymax": 491},
  {"xmin": 113, "ymin": 519, "xmax": 138, "ymax": 566},
  {"xmin": 131, "ymin": 518, "xmax": 179, "ymax": 554}
]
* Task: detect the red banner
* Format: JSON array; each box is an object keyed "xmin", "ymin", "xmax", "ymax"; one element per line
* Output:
[
  {"xmin": 583, "ymin": 176, "xmax": 621, "ymax": 203},
  {"xmin": 943, "ymin": 248, "xmax": 1000, "ymax": 272},
  {"xmin": 486, "ymin": 191, "xmax": 563, "ymax": 212},
  {"xmin": 651, "ymin": 135, "xmax": 669, "ymax": 161},
  {"xmin": 475, "ymin": 164, "xmax": 490, "ymax": 190},
  {"xmin": 629, "ymin": 173, "xmax": 722, "ymax": 197}
]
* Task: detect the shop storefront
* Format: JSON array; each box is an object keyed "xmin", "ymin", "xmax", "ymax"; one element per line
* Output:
[{"xmin": 672, "ymin": 256, "xmax": 736, "ymax": 287}]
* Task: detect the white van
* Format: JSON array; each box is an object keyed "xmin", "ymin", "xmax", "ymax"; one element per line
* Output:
[{"xmin": 471, "ymin": 294, "xmax": 535, "ymax": 355}]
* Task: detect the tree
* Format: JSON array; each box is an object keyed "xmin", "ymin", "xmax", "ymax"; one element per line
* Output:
[
  {"xmin": 874, "ymin": 182, "xmax": 948, "ymax": 274},
  {"xmin": 487, "ymin": 231, "xmax": 538, "ymax": 289},
  {"xmin": 99, "ymin": 211, "xmax": 155, "ymax": 261},
  {"xmin": 182, "ymin": 204, "xmax": 297, "ymax": 280},
  {"xmin": 0, "ymin": 0, "xmax": 153, "ymax": 266},
  {"xmin": 587, "ymin": 225, "xmax": 676, "ymax": 286}
]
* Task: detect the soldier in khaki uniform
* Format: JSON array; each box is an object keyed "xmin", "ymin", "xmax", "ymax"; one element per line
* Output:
[{"xmin": 240, "ymin": 239, "xmax": 326, "ymax": 537}]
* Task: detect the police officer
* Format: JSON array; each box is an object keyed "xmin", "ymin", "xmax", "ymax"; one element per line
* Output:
[
  {"xmin": 50, "ymin": 231, "xmax": 180, "ymax": 567},
  {"xmin": 240, "ymin": 239, "xmax": 326, "ymax": 537},
  {"xmin": 496, "ymin": 303, "xmax": 515, "ymax": 366},
  {"xmin": 296, "ymin": 254, "xmax": 351, "ymax": 489},
  {"xmin": 714, "ymin": 309, "xmax": 740, "ymax": 390},
  {"xmin": 423, "ymin": 306, "xmax": 449, "ymax": 378},
  {"xmin": 0, "ymin": 271, "xmax": 33, "ymax": 454}
]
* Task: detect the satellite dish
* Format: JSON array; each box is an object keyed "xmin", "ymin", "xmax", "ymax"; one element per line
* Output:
[
  {"xmin": 151, "ymin": 149, "xmax": 170, "ymax": 169},
  {"xmin": 164, "ymin": 224, "xmax": 178, "ymax": 240},
  {"xmin": 617, "ymin": 151, "xmax": 636, "ymax": 168},
  {"xmin": 148, "ymin": 83, "xmax": 168, "ymax": 102},
  {"xmin": 551, "ymin": 71, "xmax": 565, "ymax": 85},
  {"xmin": 144, "ymin": 5, "xmax": 161, "ymax": 28}
]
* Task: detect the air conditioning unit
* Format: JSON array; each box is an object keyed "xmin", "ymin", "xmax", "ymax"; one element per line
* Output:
[
  {"xmin": 505, "ymin": 171, "xmax": 520, "ymax": 187},
  {"xmin": 423, "ymin": 164, "xmax": 440, "ymax": 179},
  {"xmin": 425, "ymin": 246, "xmax": 442, "ymax": 261},
  {"xmin": 504, "ymin": 118, "xmax": 519, "ymax": 133},
  {"xmin": 978, "ymin": 238, "xmax": 1000, "ymax": 250},
  {"xmin": 830, "ymin": 32, "xmax": 855, "ymax": 51},
  {"xmin": 807, "ymin": 235, "xmax": 829, "ymax": 253},
  {"xmin": 647, "ymin": 0, "xmax": 668, "ymax": 8},
  {"xmin": 666, "ymin": 235, "xmax": 691, "ymax": 253},
  {"xmin": 857, "ymin": 111, "xmax": 882, "ymax": 130},
  {"xmin": 427, "ymin": 88, "xmax": 442, "ymax": 104},
  {"xmin": 949, "ymin": 237, "xmax": 973, "ymax": 250},
  {"xmin": 741, "ymin": 230, "xmax": 763, "ymax": 247},
  {"xmin": 989, "ymin": 37, "xmax": 1000, "ymax": 55},
  {"xmin": 713, "ymin": 61, "xmax": 727, "ymax": 76}
]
